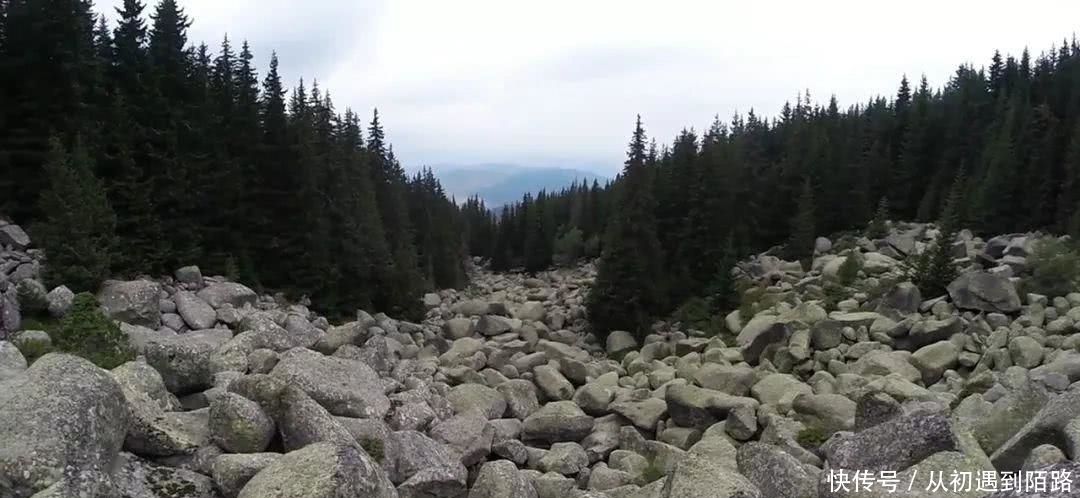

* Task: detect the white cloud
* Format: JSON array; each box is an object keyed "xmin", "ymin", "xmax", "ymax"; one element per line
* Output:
[{"xmin": 106, "ymin": 0, "xmax": 1080, "ymax": 175}]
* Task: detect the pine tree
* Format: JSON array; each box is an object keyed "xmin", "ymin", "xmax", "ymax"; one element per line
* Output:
[
  {"xmin": 784, "ymin": 178, "xmax": 816, "ymax": 265},
  {"xmin": 867, "ymin": 197, "xmax": 890, "ymax": 239},
  {"xmin": 368, "ymin": 110, "xmax": 425, "ymax": 318},
  {"xmin": 34, "ymin": 137, "xmax": 116, "ymax": 292},
  {"xmin": 587, "ymin": 116, "xmax": 665, "ymax": 338},
  {"xmin": 1057, "ymin": 120, "xmax": 1080, "ymax": 233},
  {"xmin": 909, "ymin": 168, "xmax": 965, "ymax": 296}
]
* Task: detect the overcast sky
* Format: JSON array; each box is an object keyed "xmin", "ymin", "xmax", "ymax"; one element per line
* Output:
[{"xmin": 106, "ymin": 0, "xmax": 1080, "ymax": 176}]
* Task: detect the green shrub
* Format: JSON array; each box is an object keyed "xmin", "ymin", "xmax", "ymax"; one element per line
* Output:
[
  {"xmin": 796, "ymin": 423, "xmax": 829, "ymax": 448},
  {"xmin": 583, "ymin": 235, "xmax": 602, "ymax": 259},
  {"xmin": 905, "ymin": 228, "xmax": 959, "ymax": 297},
  {"xmin": 12, "ymin": 330, "xmax": 54, "ymax": 362},
  {"xmin": 51, "ymin": 292, "xmax": 133, "ymax": 369},
  {"xmin": 673, "ymin": 297, "xmax": 726, "ymax": 336},
  {"xmin": 1025, "ymin": 238, "xmax": 1080, "ymax": 298},
  {"xmin": 866, "ymin": 197, "xmax": 890, "ymax": 239},
  {"xmin": 821, "ymin": 282, "xmax": 850, "ymax": 311},
  {"xmin": 836, "ymin": 254, "xmax": 861, "ymax": 286},
  {"xmin": 359, "ymin": 437, "xmax": 385, "ymax": 463},
  {"xmin": 553, "ymin": 228, "xmax": 585, "ymax": 266}
]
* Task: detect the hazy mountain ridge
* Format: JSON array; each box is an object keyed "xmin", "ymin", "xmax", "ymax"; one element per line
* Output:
[{"xmin": 435, "ymin": 164, "xmax": 607, "ymax": 207}]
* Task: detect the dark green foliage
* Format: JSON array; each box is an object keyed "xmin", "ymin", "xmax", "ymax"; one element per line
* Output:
[
  {"xmin": 908, "ymin": 169, "xmax": 965, "ymax": 296},
  {"xmin": 784, "ymin": 178, "xmax": 816, "ymax": 265},
  {"xmin": 52, "ymin": 292, "xmax": 133, "ymax": 369},
  {"xmin": 1, "ymin": 3, "xmax": 466, "ymax": 319},
  {"xmin": 587, "ymin": 117, "xmax": 666, "ymax": 339},
  {"xmin": 867, "ymin": 198, "xmax": 890, "ymax": 239},
  {"xmin": 1025, "ymin": 238, "xmax": 1080, "ymax": 298},
  {"xmin": 553, "ymin": 227, "xmax": 585, "ymax": 266},
  {"xmin": 672, "ymin": 297, "xmax": 726, "ymax": 336},
  {"xmin": 34, "ymin": 138, "xmax": 116, "ymax": 292},
  {"xmin": 837, "ymin": 253, "xmax": 861, "ymax": 286}
]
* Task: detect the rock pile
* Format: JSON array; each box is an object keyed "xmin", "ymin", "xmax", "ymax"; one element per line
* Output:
[{"xmin": 2, "ymin": 221, "xmax": 1080, "ymax": 498}]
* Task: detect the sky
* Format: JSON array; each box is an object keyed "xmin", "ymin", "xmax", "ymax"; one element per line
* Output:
[{"xmin": 105, "ymin": 0, "xmax": 1080, "ymax": 176}]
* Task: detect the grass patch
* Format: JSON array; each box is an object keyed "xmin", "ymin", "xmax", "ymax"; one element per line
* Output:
[
  {"xmin": 359, "ymin": 437, "xmax": 385, "ymax": 463},
  {"xmin": 641, "ymin": 459, "xmax": 666, "ymax": 483},
  {"xmin": 796, "ymin": 423, "xmax": 829, "ymax": 448}
]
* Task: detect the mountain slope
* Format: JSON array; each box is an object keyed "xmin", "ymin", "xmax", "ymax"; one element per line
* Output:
[{"xmin": 436, "ymin": 164, "xmax": 606, "ymax": 207}]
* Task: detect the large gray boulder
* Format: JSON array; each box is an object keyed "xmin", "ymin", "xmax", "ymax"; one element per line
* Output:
[
  {"xmin": 144, "ymin": 328, "xmax": 233, "ymax": 393},
  {"xmin": 947, "ymin": 271, "xmax": 1022, "ymax": 313},
  {"xmin": 666, "ymin": 384, "xmax": 757, "ymax": 430},
  {"xmin": 0, "ymin": 223, "xmax": 31, "ymax": 249},
  {"xmin": 45, "ymin": 285, "xmax": 74, "ymax": 318},
  {"xmin": 277, "ymin": 385, "xmax": 359, "ymax": 452},
  {"xmin": 822, "ymin": 412, "xmax": 958, "ymax": 471},
  {"xmin": 660, "ymin": 447, "xmax": 760, "ymax": 498},
  {"xmin": 605, "ymin": 331, "xmax": 638, "ymax": 360},
  {"xmin": 0, "ymin": 340, "xmax": 27, "ymax": 381},
  {"xmin": 991, "ymin": 385, "xmax": 1080, "ymax": 471},
  {"xmin": 523, "ymin": 400, "xmax": 595, "ymax": 443},
  {"xmin": 270, "ymin": 347, "xmax": 391, "ymax": 419},
  {"xmin": 175, "ymin": 265, "xmax": 204, "ymax": 285},
  {"xmin": 736, "ymin": 442, "xmax": 817, "ymax": 498},
  {"xmin": 468, "ymin": 460, "xmax": 538, "ymax": 498},
  {"xmin": 175, "ymin": 291, "xmax": 217, "ymax": 330},
  {"xmin": 98, "ymin": 279, "xmax": 163, "ymax": 328},
  {"xmin": 388, "ymin": 430, "xmax": 467, "ymax": 495},
  {"xmin": 736, "ymin": 315, "xmax": 791, "ymax": 365},
  {"xmin": 876, "ymin": 282, "xmax": 922, "ymax": 317},
  {"xmin": 111, "ymin": 360, "xmax": 181, "ymax": 410},
  {"xmin": 237, "ymin": 442, "xmax": 396, "ymax": 498},
  {"xmin": 15, "ymin": 278, "xmax": 47, "ymax": 313},
  {"xmin": 122, "ymin": 383, "xmax": 209, "ymax": 457},
  {"xmin": 210, "ymin": 392, "xmax": 275, "ymax": 453},
  {"xmin": 496, "ymin": 379, "xmax": 541, "ymax": 420},
  {"xmin": 447, "ymin": 383, "xmax": 507, "ymax": 419},
  {"xmin": 0, "ymin": 353, "xmax": 130, "ymax": 497},
  {"xmin": 112, "ymin": 451, "xmax": 217, "ymax": 498},
  {"xmin": 211, "ymin": 453, "xmax": 282, "ymax": 498},
  {"xmin": 197, "ymin": 282, "xmax": 257, "ymax": 309},
  {"xmin": 430, "ymin": 409, "xmax": 494, "ymax": 466}
]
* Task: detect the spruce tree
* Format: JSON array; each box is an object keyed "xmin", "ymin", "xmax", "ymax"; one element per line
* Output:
[
  {"xmin": 587, "ymin": 116, "xmax": 665, "ymax": 338},
  {"xmin": 35, "ymin": 137, "xmax": 116, "ymax": 292},
  {"xmin": 784, "ymin": 178, "xmax": 816, "ymax": 265},
  {"xmin": 867, "ymin": 197, "xmax": 890, "ymax": 239},
  {"xmin": 909, "ymin": 168, "xmax": 965, "ymax": 296},
  {"xmin": 1057, "ymin": 120, "xmax": 1080, "ymax": 233}
]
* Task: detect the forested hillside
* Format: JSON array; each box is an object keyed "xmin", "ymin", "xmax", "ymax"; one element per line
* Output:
[
  {"xmin": 464, "ymin": 40, "xmax": 1080, "ymax": 335},
  {"xmin": 0, "ymin": 0, "xmax": 466, "ymax": 319}
]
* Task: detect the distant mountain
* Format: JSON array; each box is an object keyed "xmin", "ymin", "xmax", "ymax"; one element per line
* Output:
[{"xmin": 435, "ymin": 164, "xmax": 607, "ymax": 207}]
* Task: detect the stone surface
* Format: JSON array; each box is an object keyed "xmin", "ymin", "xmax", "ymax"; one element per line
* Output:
[
  {"xmin": 145, "ymin": 328, "xmax": 233, "ymax": 394},
  {"xmin": 523, "ymin": 400, "xmax": 595, "ymax": 443},
  {"xmin": 0, "ymin": 354, "xmax": 130, "ymax": 497},
  {"xmin": 822, "ymin": 412, "xmax": 957, "ymax": 471},
  {"xmin": 209, "ymin": 392, "xmax": 275, "ymax": 453},
  {"xmin": 270, "ymin": 347, "xmax": 391, "ymax": 419},
  {"xmin": 237, "ymin": 442, "xmax": 395, "ymax": 498},
  {"xmin": 469, "ymin": 460, "xmax": 538, "ymax": 498},
  {"xmin": 947, "ymin": 271, "xmax": 1022, "ymax": 313},
  {"xmin": 175, "ymin": 291, "xmax": 217, "ymax": 330},
  {"xmin": 98, "ymin": 279, "xmax": 163, "ymax": 328},
  {"xmin": 211, "ymin": 453, "xmax": 282, "ymax": 498}
]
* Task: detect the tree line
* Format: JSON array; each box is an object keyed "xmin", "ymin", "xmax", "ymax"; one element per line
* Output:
[
  {"xmin": 0, "ymin": 0, "xmax": 466, "ymax": 320},
  {"xmin": 471, "ymin": 39, "xmax": 1080, "ymax": 338}
]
